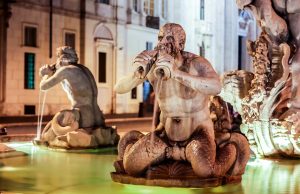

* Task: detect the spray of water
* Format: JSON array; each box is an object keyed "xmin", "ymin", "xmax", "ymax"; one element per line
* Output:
[
  {"xmin": 36, "ymin": 90, "xmax": 42, "ymax": 140},
  {"xmin": 224, "ymin": 101, "xmax": 232, "ymax": 127},
  {"xmin": 36, "ymin": 90, "xmax": 47, "ymax": 140},
  {"xmin": 148, "ymin": 74, "xmax": 164, "ymax": 163},
  {"xmin": 151, "ymin": 77, "xmax": 163, "ymax": 131}
]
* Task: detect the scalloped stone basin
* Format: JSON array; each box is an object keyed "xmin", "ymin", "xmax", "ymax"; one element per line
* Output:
[{"xmin": 0, "ymin": 142, "xmax": 300, "ymax": 194}]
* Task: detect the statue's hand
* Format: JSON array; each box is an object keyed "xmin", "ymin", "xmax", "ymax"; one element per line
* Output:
[
  {"xmin": 155, "ymin": 53, "xmax": 175, "ymax": 79},
  {"xmin": 39, "ymin": 64, "xmax": 54, "ymax": 77},
  {"xmin": 133, "ymin": 50, "xmax": 157, "ymax": 79}
]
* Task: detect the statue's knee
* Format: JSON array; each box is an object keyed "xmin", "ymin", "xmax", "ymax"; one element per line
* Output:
[
  {"xmin": 118, "ymin": 130, "xmax": 144, "ymax": 160},
  {"xmin": 186, "ymin": 141, "xmax": 214, "ymax": 177},
  {"xmin": 123, "ymin": 133, "xmax": 167, "ymax": 176},
  {"xmin": 218, "ymin": 143, "xmax": 237, "ymax": 161},
  {"xmin": 186, "ymin": 139, "xmax": 214, "ymax": 164},
  {"xmin": 123, "ymin": 144, "xmax": 137, "ymax": 174},
  {"xmin": 229, "ymin": 133, "xmax": 250, "ymax": 159}
]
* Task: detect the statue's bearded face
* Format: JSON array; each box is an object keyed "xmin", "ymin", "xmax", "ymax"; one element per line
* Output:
[{"xmin": 156, "ymin": 24, "xmax": 186, "ymax": 57}]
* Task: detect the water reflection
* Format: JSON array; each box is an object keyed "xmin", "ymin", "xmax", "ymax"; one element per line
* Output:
[
  {"xmin": 1, "ymin": 143, "xmax": 300, "ymax": 194},
  {"xmin": 0, "ymin": 143, "xmax": 116, "ymax": 193},
  {"xmin": 242, "ymin": 158, "xmax": 300, "ymax": 194}
]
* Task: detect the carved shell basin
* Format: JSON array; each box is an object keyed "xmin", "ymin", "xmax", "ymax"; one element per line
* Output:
[{"xmin": 241, "ymin": 119, "xmax": 300, "ymax": 158}]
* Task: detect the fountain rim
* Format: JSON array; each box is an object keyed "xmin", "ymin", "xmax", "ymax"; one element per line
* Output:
[{"xmin": 111, "ymin": 172, "xmax": 242, "ymax": 188}]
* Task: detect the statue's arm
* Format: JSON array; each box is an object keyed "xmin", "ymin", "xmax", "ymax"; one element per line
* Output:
[
  {"xmin": 173, "ymin": 57, "xmax": 221, "ymax": 95},
  {"xmin": 114, "ymin": 73, "xmax": 145, "ymax": 94},
  {"xmin": 40, "ymin": 67, "xmax": 67, "ymax": 91},
  {"xmin": 115, "ymin": 50, "xmax": 157, "ymax": 94}
]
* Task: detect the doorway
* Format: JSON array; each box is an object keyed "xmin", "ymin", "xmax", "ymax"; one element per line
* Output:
[{"xmin": 95, "ymin": 41, "xmax": 114, "ymax": 114}]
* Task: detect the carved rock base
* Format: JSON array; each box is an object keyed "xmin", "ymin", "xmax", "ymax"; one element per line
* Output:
[
  {"xmin": 0, "ymin": 143, "xmax": 27, "ymax": 159},
  {"xmin": 111, "ymin": 161, "xmax": 242, "ymax": 188},
  {"xmin": 33, "ymin": 139, "xmax": 117, "ymax": 153}
]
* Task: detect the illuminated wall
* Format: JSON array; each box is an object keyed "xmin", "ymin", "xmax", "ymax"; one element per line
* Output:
[{"xmin": 1, "ymin": 0, "xmax": 254, "ymax": 115}]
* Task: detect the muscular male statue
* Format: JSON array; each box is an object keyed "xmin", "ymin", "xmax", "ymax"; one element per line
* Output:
[
  {"xmin": 114, "ymin": 23, "xmax": 249, "ymax": 178},
  {"xmin": 40, "ymin": 46, "xmax": 104, "ymax": 128},
  {"xmin": 38, "ymin": 47, "xmax": 118, "ymax": 148}
]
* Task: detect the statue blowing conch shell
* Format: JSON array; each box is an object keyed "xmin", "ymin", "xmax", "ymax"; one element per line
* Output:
[
  {"xmin": 220, "ymin": 0, "xmax": 300, "ymax": 157},
  {"xmin": 111, "ymin": 23, "xmax": 250, "ymax": 187}
]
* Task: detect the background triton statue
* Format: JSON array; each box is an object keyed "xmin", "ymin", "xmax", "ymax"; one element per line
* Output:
[
  {"xmin": 38, "ymin": 46, "xmax": 118, "ymax": 148},
  {"xmin": 112, "ymin": 23, "xmax": 250, "ymax": 187}
]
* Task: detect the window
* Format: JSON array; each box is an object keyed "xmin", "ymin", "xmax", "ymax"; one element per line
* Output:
[
  {"xmin": 65, "ymin": 32, "xmax": 75, "ymax": 49},
  {"xmin": 133, "ymin": 0, "xmax": 138, "ymax": 12},
  {"xmin": 131, "ymin": 87, "xmax": 137, "ymax": 99},
  {"xmin": 24, "ymin": 105, "xmax": 36, "ymax": 115},
  {"xmin": 143, "ymin": 81, "xmax": 151, "ymax": 101},
  {"xmin": 200, "ymin": 0, "xmax": 205, "ymax": 20},
  {"xmin": 238, "ymin": 36, "xmax": 243, "ymax": 70},
  {"xmin": 24, "ymin": 53, "xmax": 35, "ymax": 89},
  {"xmin": 24, "ymin": 26, "xmax": 37, "ymax": 47},
  {"xmin": 146, "ymin": 42, "xmax": 153, "ymax": 50},
  {"xmin": 199, "ymin": 42, "xmax": 205, "ymax": 57},
  {"xmin": 144, "ymin": 0, "xmax": 154, "ymax": 16},
  {"xmin": 161, "ymin": 0, "xmax": 167, "ymax": 18},
  {"xmin": 98, "ymin": 52, "xmax": 107, "ymax": 83},
  {"xmin": 96, "ymin": 0, "xmax": 109, "ymax": 4}
]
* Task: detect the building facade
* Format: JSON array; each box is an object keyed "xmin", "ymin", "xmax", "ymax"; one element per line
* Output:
[{"xmin": 0, "ymin": 0, "xmax": 257, "ymax": 116}]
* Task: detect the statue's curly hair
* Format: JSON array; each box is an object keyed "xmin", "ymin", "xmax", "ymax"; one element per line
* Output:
[
  {"xmin": 159, "ymin": 23, "xmax": 186, "ymax": 49},
  {"xmin": 56, "ymin": 46, "xmax": 78, "ymax": 64}
]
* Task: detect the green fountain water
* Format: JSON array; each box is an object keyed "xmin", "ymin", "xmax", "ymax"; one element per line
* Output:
[{"xmin": 1, "ymin": 142, "xmax": 299, "ymax": 194}]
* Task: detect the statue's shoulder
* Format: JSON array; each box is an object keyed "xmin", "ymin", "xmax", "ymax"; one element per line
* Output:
[
  {"xmin": 182, "ymin": 51, "xmax": 211, "ymax": 66},
  {"xmin": 57, "ymin": 64, "xmax": 84, "ymax": 75},
  {"xmin": 181, "ymin": 51, "xmax": 198, "ymax": 60},
  {"xmin": 75, "ymin": 64, "xmax": 87, "ymax": 70},
  {"xmin": 62, "ymin": 64, "xmax": 84, "ymax": 70}
]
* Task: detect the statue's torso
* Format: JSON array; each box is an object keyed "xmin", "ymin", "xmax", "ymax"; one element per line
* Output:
[
  {"xmin": 147, "ymin": 59, "xmax": 212, "ymax": 141},
  {"xmin": 60, "ymin": 66, "xmax": 94, "ymax": 107}
]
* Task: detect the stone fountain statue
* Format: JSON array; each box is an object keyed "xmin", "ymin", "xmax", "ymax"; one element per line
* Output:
[
  {"xmin": 219, "ymin": 0, "xmax": 300, "ymax": 157},
  {"xmin": 37, "ymin": 46, "xmax": 118, "ymax": 149},
  {"xmin": 111, "ymin": 23, "xmax": 250, "ymax": 187}
]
